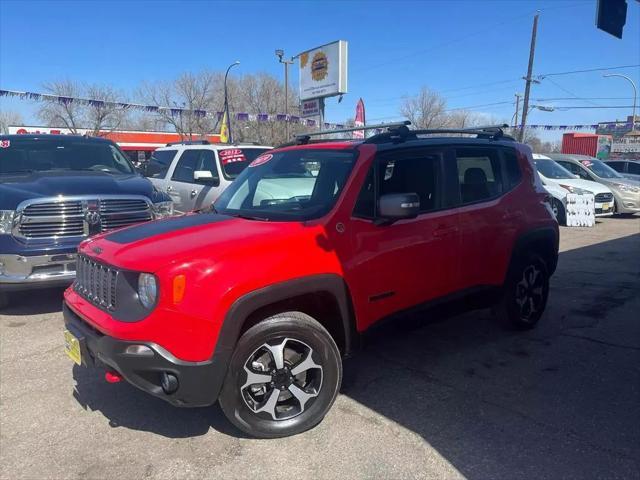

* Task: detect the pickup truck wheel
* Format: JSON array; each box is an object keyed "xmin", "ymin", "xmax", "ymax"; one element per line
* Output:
[
  {"xmin": 219, "ymin": 312, "xmax": 342, "ymax": 438},
  {"xmin": 497, "ymin": 253, "xmax": 549, "ymax": 330}
]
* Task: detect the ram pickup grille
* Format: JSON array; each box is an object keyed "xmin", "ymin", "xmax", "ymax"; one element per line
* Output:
[
  {"xmin": 99, "ymin": 199, "xmax": 152, "ymax": 230},
  {"xmin": 594, "ymin": 193, "xmax": 614, "ymax": 203},
  {"xmin": 74, "ymin": 255, "xmax": 119, "ymax": 311},
  {"xmin": 18, "ymin": 201, "xmax": 85, "ymax": 238},
  {"xmin": 15, "ymin": 197, "xmax": 152, "ymax": 240}
]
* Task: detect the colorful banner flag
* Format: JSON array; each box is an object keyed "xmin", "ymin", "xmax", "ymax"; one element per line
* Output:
[
  {"xmin": 353, "ymin": 98, "xmax": 365, "ymax": 139},
  {"xmin": 220, "ymin": 111, "xmax": 229, "ymax": 143}
]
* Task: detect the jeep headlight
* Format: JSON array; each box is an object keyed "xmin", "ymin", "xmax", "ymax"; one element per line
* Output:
[
  {"xmin": 0, "ymin": 210, "xmax": 15, "ymax": 234},
  {"xmin": 152, "ymin": 200, "xmax": 174, "ymax": 219},
  {"xmin": 138, "ymin": 273, "xmax": 158, "ymax": 309}
]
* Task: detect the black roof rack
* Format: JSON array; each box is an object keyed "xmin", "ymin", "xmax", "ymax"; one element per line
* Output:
[
  {"xmin": 365, "ymin": 124, "xmax": 514, "ymax": 144},
  {"xmin": 166, "ymin": 139, "xmax": 210, "ymax": 146},
  {"xmin": 291, "ymin": 121, "xmax": 411, "ymax": 146}
]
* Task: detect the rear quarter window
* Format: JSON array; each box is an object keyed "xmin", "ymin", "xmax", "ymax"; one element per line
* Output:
[{"xmin": 501, "ymin": 148, "xmax": 522, "ymax": 190}]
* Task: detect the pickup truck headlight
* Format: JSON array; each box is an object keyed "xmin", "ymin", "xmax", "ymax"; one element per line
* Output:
[
  {"xmin": 152, "ymin": 200, "xmax": 174, "ymax": 219},
  {"xmin": 138, "ymin": 273, "xmax": 158, "ymax": 309},
  {"xmin": 0, "ymin": 210, "xmax": 15, "ymax": 234}
]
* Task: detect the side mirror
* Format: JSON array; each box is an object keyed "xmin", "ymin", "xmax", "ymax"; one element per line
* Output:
[
  {"xmin": 193, "ymin": 170, "xmax": 219, "ymax": 186},
  {"xmin": 376, "ymin": 193, "xmax": 420, "ymax": 225}
]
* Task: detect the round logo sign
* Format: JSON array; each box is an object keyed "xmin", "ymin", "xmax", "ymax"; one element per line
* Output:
[{"xmin": 311, "ymin": 52, "xmax": 329, "ymax": 81}]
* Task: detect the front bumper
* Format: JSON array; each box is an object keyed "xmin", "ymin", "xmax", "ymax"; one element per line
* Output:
[
  {"xmin": 0, "ymin": 252, "xmax": 77, "ymax": 290},
  {"xmin": 63, "ymin": 302, "xmax": 226, "ymax": 407}
]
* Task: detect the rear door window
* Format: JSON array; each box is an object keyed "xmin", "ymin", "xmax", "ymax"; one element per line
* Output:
[
  {"xmin": 218, "ymin": 148, "xmax": 271, "ymax": 180},
  {"xmin": 606, "ymin": 161, "xmax": 625, "ymax": 173},
  {"xmin": 455, "ymin": 147, "xmax": 503, "ymax": 204},
  {"xmin": 628, "ymin": 162, "xmax": 640, "ymax": 175}
]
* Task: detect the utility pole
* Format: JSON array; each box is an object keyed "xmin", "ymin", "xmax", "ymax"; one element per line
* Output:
[
  {"xmin": 519, "ymin": 12, "xmax": 539, "ymax": 142},
  {"xmin": 513, "ymin": 93, "xmax": 521, "ymax": 128},
  {"xmin": 275, "ymin": 49, "xmax": 294, "ymax": 140}
]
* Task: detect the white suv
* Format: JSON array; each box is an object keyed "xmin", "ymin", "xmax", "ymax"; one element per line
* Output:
[{"xmin": 146, "ymin": 141, "xmax": 272, "ymax": 213}]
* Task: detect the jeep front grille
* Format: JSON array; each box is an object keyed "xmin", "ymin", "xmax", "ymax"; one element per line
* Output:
[
  {"xmin": 15, "ymin": 196, "xmax": 153, "ymax": 240},
  {"xmin": 74, "ymin": 254, "xmax": 119, "ymax": 311}
]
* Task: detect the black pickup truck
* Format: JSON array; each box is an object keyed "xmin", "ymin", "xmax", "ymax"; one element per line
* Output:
[{"xmin": 0, "ymin": 134, "xmax": 174, "ymax": 308}]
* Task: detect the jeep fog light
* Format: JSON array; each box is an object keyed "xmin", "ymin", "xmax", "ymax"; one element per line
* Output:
[
  {"xmin": 138, "ymin": 273, "xmax": 158, "ymax": 309},
  {"xmin": 125, "ymin": 345, "xmax": 154, "ymax": 356}
]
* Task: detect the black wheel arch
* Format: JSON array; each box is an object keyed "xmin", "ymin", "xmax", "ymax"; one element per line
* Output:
[
  {"xmin": 508, "ymin": 226, "xmax": 559, "ymax": 278},
  {"xmin": 212, "ymin": 274, "xmax": 357, "ymax": 369}
]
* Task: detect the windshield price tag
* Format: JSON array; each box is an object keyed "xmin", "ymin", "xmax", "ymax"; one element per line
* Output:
[
  {"xmin": 0, "ymin": 140, "xmax": 10, "ymax": 148},
  {"xmin": 580, "ymin": 160, "xmax": 593, "ymax": 167},
  {"xmin": 249, "ymin": 153, "xmax": 273, "ymax": 167},
  {"xmin": 219, "ymin": 149, "xmax": 246, "ymax": 165}
]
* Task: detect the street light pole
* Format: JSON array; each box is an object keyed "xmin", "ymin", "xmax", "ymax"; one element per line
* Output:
[
  {"xmin": 224, "ymin": 61, "xmax": 240, "ymax": 143},
  {"xmin": 603, "ymin": 73, "xmax": 637, "ymax": 131},
  {"xmin": 276, "ymin": 49, "xmax": 294, "ymax": 140}
]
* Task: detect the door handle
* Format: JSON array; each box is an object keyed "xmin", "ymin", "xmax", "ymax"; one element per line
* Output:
[
  {"xmin": 166, "ymin": 185, "xmax": 173, "ymax": 192},
  {"xmin": 190, "ymin": 189, "xmax": 197, "ymax": 198},
  {"xmin": 433, "ymin": 226, "xmax": 458, "ymax": 238}
]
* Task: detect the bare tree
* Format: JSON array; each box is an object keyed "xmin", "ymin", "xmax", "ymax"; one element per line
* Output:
[
  {"xmin": 84, "ymin": 84, "xmax": 129, "ymax": 135},
  {"xmin": 38, "ymin": 80, "xmax": 85, "ymax": 133},
  {"xmin": 400, "ymin": 87, "xmax": 447, "ymax": 129},
  {"xmin": 138, "ymin": 71, "xmax": 221, "ymax": 139},
  {"xmin": 37, "ymin": 80, "xmax": 128, "ymax": 134},
  {"xmin": 0, "ymin": 110, "xmax": 24, "ymax": 134}
]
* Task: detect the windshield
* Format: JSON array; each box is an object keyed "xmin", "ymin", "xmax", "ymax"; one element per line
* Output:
[
  {"xmin": 534, "ymin": 159, "xmax": 575, "ymax": 179},
  {"xmin": 578, "ymin": 158, "xmax": 623, "ymax": 179},
  {"xmin": 214, "ymin": 148, "xmax": 357, "ymax": 221},
  {"xmin": 218, "ymin": 148, "xmax": 271, "ymax": 180},
  {"xmin": 0, "ymin": 138, "xmax": 135, "ymax": 175}
]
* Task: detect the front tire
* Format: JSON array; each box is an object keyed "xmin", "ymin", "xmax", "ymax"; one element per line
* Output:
[
  {"xmin": 497, "ymin": 253, "xmax": 549, "ymax": 330},
  {"xmin": 219, "ymin": 312, "xmax": 342, "ymax": 438},
  {"xmin": 0, "ymin": 291, "xmax": 9, "ymax": 310},
  {"xmin": 551, "ymin": 198, "xmax": 566, "ymax": 226}
]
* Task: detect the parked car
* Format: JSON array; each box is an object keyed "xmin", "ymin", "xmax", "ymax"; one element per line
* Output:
[
  {"xmin": 532, "ymin": 154, "xmax": 614, "ymax": 223},
  {"xmin": 62, "ymin": 124, "xmax": 559, "ymax": 438},
  {"xmin": 547, "ymin": 153, "xmax": 640, "ymax": 215},
  {"xmin": 0, "ymin": 134, "xmax": 174, "ymax": 309},
  {"xmin": 604, "ymin": 159, "xmax": 640, "ymax": 181},
  {"xmin": 146, "ymin": 141, "xmax": 272, "ymax": 213}
]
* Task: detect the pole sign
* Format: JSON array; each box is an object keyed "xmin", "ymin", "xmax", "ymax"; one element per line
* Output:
[
  {"xmin": 298, "ymin": 40, "xmax": 348, "ymax": 101},
  {"xmin": 301, "ymin": 99, "xmax": 321, "ymax": 118}
]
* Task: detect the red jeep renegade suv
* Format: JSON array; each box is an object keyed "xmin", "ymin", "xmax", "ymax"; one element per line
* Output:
[{"xmin": 63, "ymin": 124, "xmax": 558, "ymax": 438}]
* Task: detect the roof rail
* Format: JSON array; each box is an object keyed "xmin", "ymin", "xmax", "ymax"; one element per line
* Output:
[
  {"xmin": 165, "ymin": 139, "xmax": 210, "ymax": 146},
  {"xmin": 293, "ymin": 121, "xmax": 411, "ymax": 145},
  {"xmin": 365, "ymin": 123, "xmax": 514, "ymax": 144}
]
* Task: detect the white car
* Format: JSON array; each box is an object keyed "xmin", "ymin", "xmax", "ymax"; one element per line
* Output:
[
  {"xmin": 146, "ymin": 141, "xmax": 272, "ymax": 213},
  {"xmin": 532, "ymin": 154, "xmax": 614, "ymax": 224}
]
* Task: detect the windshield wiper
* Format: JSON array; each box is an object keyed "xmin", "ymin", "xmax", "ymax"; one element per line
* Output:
[
  {"xmin": 0, "ymin": 169, "xmax": 35, "ymax": 174},
  {"xmin": 230, "ymin": 213, "xmax": 269, "ymax": 221}
]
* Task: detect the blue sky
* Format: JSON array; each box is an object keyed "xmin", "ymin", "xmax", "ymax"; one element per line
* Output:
[{"xmin": 1, "ymin": 0, "xmax": 638, "ymax": 141}]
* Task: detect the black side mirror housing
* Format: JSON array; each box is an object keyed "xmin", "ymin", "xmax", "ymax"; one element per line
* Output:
[{"xmin": 376, "ymin": 193, "xmax": 420, "ymax": 225}]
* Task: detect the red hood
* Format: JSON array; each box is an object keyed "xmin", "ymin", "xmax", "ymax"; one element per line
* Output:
[{"xmin": 79, "ymin": 214, "xmax": 317, "ymax": 273}]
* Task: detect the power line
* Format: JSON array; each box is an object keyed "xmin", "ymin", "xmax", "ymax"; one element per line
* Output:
[
  {"xmin": 544, "ymin": 77, "xmax": 600, "ymax": 106},
  {"xmin": 537, "ymin": 64, "xmax": 640, "ymax": 78}
]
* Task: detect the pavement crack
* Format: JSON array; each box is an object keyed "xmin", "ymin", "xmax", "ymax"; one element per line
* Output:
[{"xmin": 559, "ymin": 333, "xmax": 640, "ymax": 351}]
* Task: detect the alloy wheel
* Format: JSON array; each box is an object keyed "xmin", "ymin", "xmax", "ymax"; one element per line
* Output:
[
  {"xmin": 240, "ymin": 338, "xmax": 323, "ymax": 421},
  {"xmin": 515, "ymin": 264, "xmax": 545, "ymax": 322}
]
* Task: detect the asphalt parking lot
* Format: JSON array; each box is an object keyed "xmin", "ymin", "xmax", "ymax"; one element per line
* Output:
[{"xmin": 1, "ymin": 216, "xmax": 639, "ymax": 480}]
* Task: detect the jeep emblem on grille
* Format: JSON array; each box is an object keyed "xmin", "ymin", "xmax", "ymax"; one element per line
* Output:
[{"xmin": 85, "ymin": 211, "xmax": 101, "ymax": 225}]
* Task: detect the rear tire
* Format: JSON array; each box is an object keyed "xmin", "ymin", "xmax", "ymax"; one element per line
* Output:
[
  {"xmin": 218, "ymin": 312, "xmax": 342, "ymax": 438},
  {"xmin": 497, "ymin": 253, "xmax": 549, "ymax": 330}
]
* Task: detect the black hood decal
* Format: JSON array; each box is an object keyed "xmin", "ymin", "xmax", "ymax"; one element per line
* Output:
[{"xmin": 106, "ymin": 213, "xmax": 232, "ymax": 244}]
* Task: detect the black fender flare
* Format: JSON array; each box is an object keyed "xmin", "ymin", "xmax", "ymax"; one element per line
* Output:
[
  {"xmin": 509, "ymin": 226, "xmax": 559, "ymax": 277},
  {"xmin": 211, "ymin": 273, "xmax": 356, "ymax": 369}
]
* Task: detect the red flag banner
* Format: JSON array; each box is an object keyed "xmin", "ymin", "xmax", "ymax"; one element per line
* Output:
[{"xmin": 353, "ymin": 98, "xmax": 366, "ymax": 139}]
